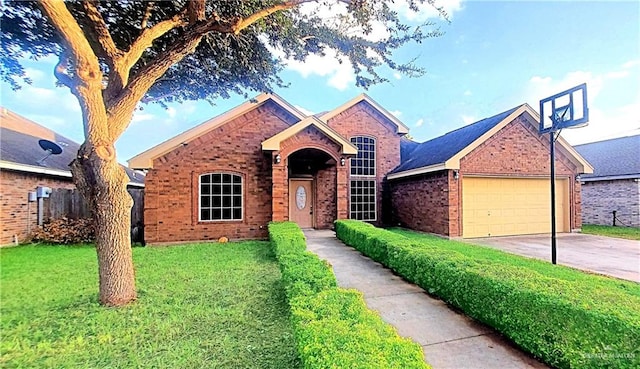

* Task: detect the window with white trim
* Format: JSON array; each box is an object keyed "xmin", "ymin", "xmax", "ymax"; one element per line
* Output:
[
  {"xmin": 199, "ymin": 173, "xmax": 242, "ymax": 221},
  {"xmin": 350, "ymin": 136, "xmax": 375, "ymax": 176},
  {"xmin": 350, "ymin": 180, "xmax": 376, "ymax": 221}
]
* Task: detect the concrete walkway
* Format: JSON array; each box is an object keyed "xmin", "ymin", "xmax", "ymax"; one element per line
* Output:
[{"xmin": 304, "ymin": 229, "xmax": 548, "ymax": 369}]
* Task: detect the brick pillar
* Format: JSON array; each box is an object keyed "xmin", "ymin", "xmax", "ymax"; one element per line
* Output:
[
  {"xmin": 271, "ymin": 153, "xmax": 288, "ymax": 221},
  {"xmin": 337, "ymin": 164, "xmax": 348, "ymax": 219}
]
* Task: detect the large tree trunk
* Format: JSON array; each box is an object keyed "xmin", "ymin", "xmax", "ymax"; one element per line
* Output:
[{"xmin": 71, "ymin": 140, "xmax": 136, "ymax": 306}]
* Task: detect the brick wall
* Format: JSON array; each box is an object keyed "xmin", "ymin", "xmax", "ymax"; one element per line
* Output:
[
  {"xmin": 581, "ymin": 179, "xmax": 640, "ymax": 227},
  {"xmin": 390, "ymin": 171, "xmax": 451, "ymax": 235},
  {"xmin": 144, "ymin": 101, "xmax": 296, "ymax": 243},
  {"xmin": 315, "ymin": 165, "xmax": 337, "ymax": 228},
  {"xmin": 327, "ymin": 101, "xmax": 402, "ymax": 225},
  {"xmin": 0, "ymin": 170, "xmax": 75, "ymax": 246}
]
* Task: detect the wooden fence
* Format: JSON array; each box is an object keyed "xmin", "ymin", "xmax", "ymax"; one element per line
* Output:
[{"xmin": 44, "ymin": 188, "xmax": 144, "ymax": 229}]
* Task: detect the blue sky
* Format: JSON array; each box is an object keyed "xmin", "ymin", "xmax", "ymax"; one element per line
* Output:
[{"xmin": 1, "ymin": 1, "xmax": 638, "ymax": 164}]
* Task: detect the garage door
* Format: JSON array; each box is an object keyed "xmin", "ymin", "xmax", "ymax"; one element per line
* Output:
[{"xmin": 462, "ymin": 177, "xmax": 569, "ymax": 238}]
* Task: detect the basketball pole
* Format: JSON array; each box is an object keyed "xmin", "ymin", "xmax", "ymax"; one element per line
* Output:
[{"xmin": 549, "ymin": 131, "xmax": 557, "ymax": 265}]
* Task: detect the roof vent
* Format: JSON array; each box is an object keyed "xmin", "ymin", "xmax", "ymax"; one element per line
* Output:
[{"xmin": 36, "ymin": 139, "xmax": 63, "ymax": 165}]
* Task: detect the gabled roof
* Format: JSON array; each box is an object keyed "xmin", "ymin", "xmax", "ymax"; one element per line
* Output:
[
  {"xmin": 574, "ymin": 135, "xmax": 640, "ymax": 181},
  {"xmin": 319, "ymin": 93, "xmax": 409, "ymax": 134},
  {"xmin": 262, "ymin": 116, "xmax": 358, "ymax": 155},
  {"xmin": 0, "ymin": 108, "xmax": 145, "ymax": 187},
  {"xmin": 128, "ymin": 93, "xmax": 306, "ymax": 169},
  {"xmin": 400, "ymin": 136, "xmax": 420, "ymax": 162},
  {"xmin": 388, "ymin": 103, "xmax": 593, "ymax": 180}
]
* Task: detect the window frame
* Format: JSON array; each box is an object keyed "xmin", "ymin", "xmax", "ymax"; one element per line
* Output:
[
  {"xmin": 198, "ymin": 172, "xmax": 243, "ymax": 222},
  {"xmin": 349, "ymin": 179, "xmax": 377, "ymax": 221},
  {"xmin": 350, "ymin": 136, "xmax": 376, "ymax": 177}
]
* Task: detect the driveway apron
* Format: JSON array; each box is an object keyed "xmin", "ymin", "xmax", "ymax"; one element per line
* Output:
[{"xmin": 304, "ymin": 229, "xmax": 548, "ymax": 369}]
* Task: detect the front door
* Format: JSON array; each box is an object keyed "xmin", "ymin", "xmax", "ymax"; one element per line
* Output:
[{"xmin": 289, "ymin": 179, "xmax": 313, "ymax": 228}]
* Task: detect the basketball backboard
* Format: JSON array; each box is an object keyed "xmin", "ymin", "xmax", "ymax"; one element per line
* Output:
[{"xmin": 539, "ymin": 83, "xmax": 589, "ymax": 134}]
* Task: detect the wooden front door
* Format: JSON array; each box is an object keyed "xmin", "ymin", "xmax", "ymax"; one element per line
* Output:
[{"xmin": 289, "ymin": 179, "xmax": 313, "ymax": 228}]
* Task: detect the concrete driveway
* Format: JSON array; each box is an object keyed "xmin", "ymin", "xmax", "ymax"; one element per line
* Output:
[{"xmin": 464, "ymin": 233, "xmax": 640, "ymax": 282}]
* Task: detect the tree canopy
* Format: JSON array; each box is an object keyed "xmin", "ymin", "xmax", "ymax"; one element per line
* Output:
[{"xmin": 2, "ymin": 0, "xmax": 444, "ymax": 107}]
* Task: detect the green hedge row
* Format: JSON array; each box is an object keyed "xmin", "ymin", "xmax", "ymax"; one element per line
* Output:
[
  {"xmin": 335, "ymin": 220, "xmax": 640, "ymax": 369},
  {"xmin": 268, "ymin": 222, "xmax": 429, "ymax": 369}
]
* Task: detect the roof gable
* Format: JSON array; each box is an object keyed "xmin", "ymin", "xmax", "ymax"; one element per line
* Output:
[
  {"xmin": 575, "ymin": 135, "xmax": 640, "ymax": 180},
  {"xmin": 128, "ymin": 93, "xmax": 306, "ymax": 169},
  {"xmin": 389, "ymin": 104, "xmax": 593, "ymax": 180},
  {"xmin": 262, "ymin": 116, "xmax": 358, "ymax": 155},
  {"xmin": 320, "ymin": 93, "xmax": 409, "ymax": 134}
]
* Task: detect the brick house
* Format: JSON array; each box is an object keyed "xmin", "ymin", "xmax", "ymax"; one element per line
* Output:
[
  {"xmin": 574, "ymin": 135, "xmax": 640, "ymax": 227},
  {"xmin": 0, "ymin": 108, "xmax": 145, "ymax": 246},
  {"xmin": 130, "ymin": 95, "xmax": 592, "ymax": 244}
]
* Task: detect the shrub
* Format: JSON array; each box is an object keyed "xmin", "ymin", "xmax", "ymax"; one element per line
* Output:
[
  {"xmin": 335, "ymin": 220, "xmax": 640, "ymax": 369},
  {"xmin": 30, "ymin": 217, "xmax": 95, "ymax": 244},
  {"xmin": 268, "ymin": 221, "xmax": 430, "ymax": 369}
]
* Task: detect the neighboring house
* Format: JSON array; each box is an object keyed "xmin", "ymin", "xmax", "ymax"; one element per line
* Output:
[
  {"xmin": 130, "ymin": 94, "xmax": 592, "ymax": 244},
  {"xmin": 574, "ymin": 135, "xmax": 640, "ymax": 227},
  {"xmin": 0, "ymin": 108, "xmax": 145, "ymax": 246}
]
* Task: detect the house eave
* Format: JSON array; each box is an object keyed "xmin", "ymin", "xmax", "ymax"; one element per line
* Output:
[
  {"xmin": 387, "ymin": 163, "xmax": 448, "ymax": 180},
  {"xmin": 581, "ymin": 174, "xmax": 640, "ymax": 182},
  {"xmin": 261, "ymin": 117, "xmax": 358, "ymax": 155}
]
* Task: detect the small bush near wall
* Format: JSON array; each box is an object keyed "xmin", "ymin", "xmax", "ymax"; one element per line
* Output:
[
  {"xmin": 30, "ymin": 217, "xmax": 95, "ymax": 244},
  {"xmin": 268, "ymin": 222, "xmax": 429, "ymax": 369},
  {"xmin": 335, "ymin": 220, "xmax": 640, "ymax": 369}
]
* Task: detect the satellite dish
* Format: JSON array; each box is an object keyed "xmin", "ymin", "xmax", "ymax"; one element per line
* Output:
[{"xmin": 37, "ymin": 139, "xmax": 63, "ymax": 165}]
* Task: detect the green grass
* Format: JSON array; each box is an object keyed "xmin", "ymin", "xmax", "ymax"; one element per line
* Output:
[
  {"xmin": 1, "ymin": 242, "xmax": 300, "ymax": 369},
  {"xmin": 581, "ymin": 224, "xmax": 640, "ymax": 240},
  {"xmin": 390, "ymin": 227, "xmax": 640, "ymax": 295}
]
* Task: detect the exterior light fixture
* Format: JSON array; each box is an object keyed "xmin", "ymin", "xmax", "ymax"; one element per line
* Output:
[
  {"xmin": 275, "ymin": 154, "xmax": 281, "ymax": 164},
  {"xmin": 453, "ymin": 170, "xmax": 459, "ymax": 180},
  {"xmin": 575, "ymin": 174, "xmax": 581, "ymax": 181},
  {"xmin": 340, "ymin": 157, "xmax": 346, "ymax": 166}
]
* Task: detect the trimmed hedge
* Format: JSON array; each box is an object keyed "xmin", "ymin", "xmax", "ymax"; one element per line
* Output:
[
  {"xmin": 268, "ymin": 222, "xmax": 429, "ymax": 369},
  {"xmin": 335, "ymin": 220, "xmax": 640, "ymax": 369}
]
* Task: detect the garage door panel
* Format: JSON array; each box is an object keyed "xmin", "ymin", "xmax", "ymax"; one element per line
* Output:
[{"xmin": 462, "ymin": 177, "xmax": 569, "ymax": 238}]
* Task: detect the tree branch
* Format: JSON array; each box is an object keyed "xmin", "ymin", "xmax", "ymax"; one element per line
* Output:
[
  {"xmin": 232, "ymin": 0, "xmax": 317, "ymax": 34},
  {"xmin": 37, "ymin": 0, "xmax": 108, "ymax": 142},
  {"xmin": 140, "ymin": 1, "xmax": 154, "ymax": 29},
  {"xmin": 123, "ymin": 15, "xmax": 185, "ymax": 70},
  {"xmin": 53, "ymin": 52, "xmax": 74, "ymax": 89},
  {"xmin": 187, "ymin": 0, "xmax": 206, "ymax": 23},
  {"xmin": 82, "ymin": 0, "xmax": 122, "ymax": 61}
]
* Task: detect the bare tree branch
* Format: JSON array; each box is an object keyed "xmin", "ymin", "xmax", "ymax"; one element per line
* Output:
[
  {"xmin": 232, "ymin": 0, "xmax": 317, "ymax": 34},
  {"xmin": 140, "ymin": 1, "xmax": 154, "ymax": 29},
  {"xmin": 37, "ymin": 0, "xmax": 108, "ymax": 142},
  {"xmin": 187, "ymin": 0, "xmax": 206, "ymax": 23},
  {"xmin": 53, "ymin": 52, "xmax": 74, "ymax": 89},
  {"xmin": 82, "ymin": 0, "xmax": 122, "ymax": 61},
  {"xmin": 123, "ymin": 15, "xmax": 186, "ymax": 70}
]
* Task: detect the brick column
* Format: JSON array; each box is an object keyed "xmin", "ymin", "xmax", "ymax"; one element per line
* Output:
[
  {"xmin": 337, "ymin": 164, "xmax": 349, "ymax": 219},
  {"xmin": 271, "ymin": 153, "xmax": 288, "ymax": 221}
]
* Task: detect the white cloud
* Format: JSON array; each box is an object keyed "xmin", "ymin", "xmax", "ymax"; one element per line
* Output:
[
  {"xmin": 461, "ymin": 115, "xmax": 476, "ymax": 125},
  {"xmin": 622, "ymin": 59, "xmax": 640, "ymax": 69},
  {"xmin": 131, "ymin": 111, "xmax": 155, "ymax": 125},
  {"xmin": 283, "ymin": 48, "xmax": 356, "ymax": 91},
  {"xmin": 463, "ymin": 89, "xmax": 472, "ymax": 96},
  {"xmin": 393, "ymin": 72, "xmax": 402, "ymax": 80},
  {"xmin": 294, "ymin": 104, "xmax": 315, "ymax": 116},
  {"xmin": 166, "ymin": 107, "xmax": 177, "ymax": 118},
  {"xmin": 415, "ymin": 118, "xmax": 424, "ymax": 127},
  {"xmin": 390, "ymin": 110, "xmax": 403, "ymax": 118}
]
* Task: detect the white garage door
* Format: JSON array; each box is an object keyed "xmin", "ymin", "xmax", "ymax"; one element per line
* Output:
[{"xmin": 462, "ymin": 177, "xmax": 569, "ymax": 238}]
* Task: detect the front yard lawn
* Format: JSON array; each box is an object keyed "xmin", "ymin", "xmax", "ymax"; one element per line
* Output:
[
  {"xmin": 1, "ymin": 242, "xmax": 300, "ymax": 368},
  {"xmin": 581, "ymin": 224, "xmax": 640, "ymax": 240}
]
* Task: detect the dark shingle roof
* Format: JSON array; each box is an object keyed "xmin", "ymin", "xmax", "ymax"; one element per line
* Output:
[
  {"xmin": 400, "ymin": 137, "xmax": 420, "ymax": 162},
  {"xmin": 574, "ymin": 135, "xmax": 640, "ymax": 179},
  {"xmin": 1, "ymin": 108, "xmax": 144, "ymax": 186},
  {"xmin": 392, "ymin": 105, "xmax": 521, "ymax": 174}
]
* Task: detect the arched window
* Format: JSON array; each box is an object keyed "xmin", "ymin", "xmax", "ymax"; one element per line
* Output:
[
  {"xmin": 199, "ymin": 173, "xmax": 242, "ymax": 221},
  {"xmin": 349, "ymin": 136, "xmax": 376, "ymax": 221}
]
